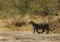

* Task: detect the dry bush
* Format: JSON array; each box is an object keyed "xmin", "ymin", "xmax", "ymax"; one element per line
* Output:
[{"xmin": 10, "ymin": 17, "xmax": 26, "ymax": 27}]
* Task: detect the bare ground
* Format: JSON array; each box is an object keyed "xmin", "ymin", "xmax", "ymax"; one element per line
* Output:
[{"xmin": 0, "ymin": 28, "xmax": 60, "ymax": 42}]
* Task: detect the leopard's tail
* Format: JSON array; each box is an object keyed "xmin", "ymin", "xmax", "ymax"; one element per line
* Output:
[{"xmin": 49, "ymin": 27, "xmax": 56, "ymax": 31}]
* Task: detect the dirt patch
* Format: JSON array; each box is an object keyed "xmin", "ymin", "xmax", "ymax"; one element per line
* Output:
[{"xmin": 0, "ymin": 28, "xmax": 60, "ymax": 42}]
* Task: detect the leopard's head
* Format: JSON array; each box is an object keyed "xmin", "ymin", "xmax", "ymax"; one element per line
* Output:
[{"xmin": 29, "ymin": 21, "xmax": 34, "ymax": 24}]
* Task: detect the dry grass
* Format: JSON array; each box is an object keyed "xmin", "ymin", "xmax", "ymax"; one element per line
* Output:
[{"xmin": 0, "ymin": 14, "xmax": 60, "ymax": 33}]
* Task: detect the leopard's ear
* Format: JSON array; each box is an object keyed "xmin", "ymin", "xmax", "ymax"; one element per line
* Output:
[
  {"xmin": 28, "ymin": 19, "xmax": 31, "ymax": 22},
  {"xmin": 28, "ymin": 20, "xmax": 31, "ymax": 24},
  {"xmin": 29, "ymin": 21, "xmax": 31, "ymax": 24},
  {"xmin": 28, "ymin": 19, "xmax": 32, "ymax": 23}
]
